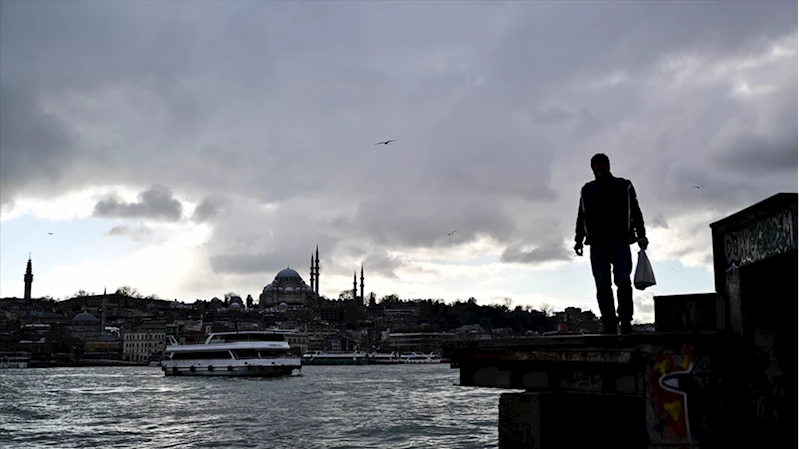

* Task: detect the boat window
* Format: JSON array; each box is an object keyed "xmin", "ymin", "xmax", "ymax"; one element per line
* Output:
[
  {"xmin": 207, "ymin": 333, "xmax": 286, "ymax": 343},
  {"xmin": 170, "ymin": 351, "xmax": 233, "ymax": 360},
  {"xmin": 231, "ymin": 348, "xmax": 289, "ymax": 359}
]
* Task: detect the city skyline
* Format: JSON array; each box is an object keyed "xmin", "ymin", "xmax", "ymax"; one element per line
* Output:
[{"xmin": 1, "ymin": 1, "xmax": 797, "ymax": 323}]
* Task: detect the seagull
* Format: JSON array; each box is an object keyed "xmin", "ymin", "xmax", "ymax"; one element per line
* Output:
[
  {"xmin": 448, "ymin": 230, "xmax": 457, "ymax": 236},
  {"xmin": 374, "ymin": 139, "xmax": 396, "ymax": 145},
  {"xmin": 693, "ymin": 185, "xmax": 705, "ymax": 189}
]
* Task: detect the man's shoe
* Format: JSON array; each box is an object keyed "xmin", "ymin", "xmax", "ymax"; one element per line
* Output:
[
  {"xmin": 619, "ymin": 321, "xmax": 632, "ymax": 335},
  {"xmin": 600, "ymin": 322, "xmax": 617, "ymax": 334}
]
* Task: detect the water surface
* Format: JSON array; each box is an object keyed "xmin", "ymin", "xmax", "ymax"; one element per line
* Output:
[{"xmin": 1, "ymin": 364, "xmax": 509, "ymax": 448}]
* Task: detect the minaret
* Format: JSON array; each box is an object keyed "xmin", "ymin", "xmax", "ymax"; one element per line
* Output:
[
  {"xmin": 314, "ymin": 246, "xmax": 320, "ymax": 295},
  {"xmin": 353, "ymin": 271, "xmax": 357, "ymax": 302},
  {"xmin": 101, "ymin": 287, "xmax": 107, "ymax": 332},
  {"xmin": 360, "ymin": 265, "xmax": 365, "ymax": 305},
  {"xmin": 23, "ymin": 254, "xmax": 33, "ymax": 301},
  {"xmin": 310, "ymin": 253, "xmax": 316, "ymax": 291}
]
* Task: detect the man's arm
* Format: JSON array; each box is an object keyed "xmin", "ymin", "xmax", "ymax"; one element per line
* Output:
[
  {"xmin": 575, "ymin": 188, "xmax": 586, "ymax": 244},
  {"xmin": 628, "ymin": 181, "xmax": 646, "ymax": 239}
]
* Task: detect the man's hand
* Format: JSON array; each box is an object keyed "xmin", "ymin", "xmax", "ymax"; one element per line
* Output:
[
  {"xmin": 574, "ymin": 242, "xmax": 584, "ymax": 256},
  {"xmin": 637, "ymin": 237, "xmax": 649, "ymax": 250}
]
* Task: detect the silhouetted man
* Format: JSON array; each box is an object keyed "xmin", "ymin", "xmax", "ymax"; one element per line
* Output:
[{"xmin": 574, "ymin": 153, "xmax": 648, "ymax": 334}]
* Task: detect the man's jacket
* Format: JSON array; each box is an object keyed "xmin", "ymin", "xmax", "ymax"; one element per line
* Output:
[{"xmin": 575, "ymin": 174, "xmax": 646, "ymax": 246}]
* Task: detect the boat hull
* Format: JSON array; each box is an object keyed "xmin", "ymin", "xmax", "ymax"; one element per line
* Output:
[
  {"xmin": 301, "ymin": 358, "xmax": 368, "ymax": 366},
  {"xmin": 367, "ymin": 360, "xmax": 403, "ymax": 365},
  {"xmin": 161, "ymin": 358, "xmax": 301, "ymax": 377},
  {"xmin": 0, "ymin": 362, "xmax": 28, "ymax": 369}
]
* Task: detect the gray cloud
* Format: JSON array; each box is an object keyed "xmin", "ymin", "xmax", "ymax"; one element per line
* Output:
[
  {"xmin": 0, "ymin": 83, "xmax": 78, "ymax": 206},
  {"xmin": 649, "ymin": 213, "xmax": 669, "ymax": 230},
  {"xmin": 714, "ymin": 128, "xmax": 798, "ymax": 177},
  {"xmin": 105, "ymin": 225, "xmax": 154, "ymax": 242},
  {"xmin": 500, "ymin": 241, "xmax": 571, "ymax": 265},
  {"xmin": 93, "ymin": 185, "xmax": 183, "ymax": 221},
  {"xmin": 191, "ymin": 194, "xmax": 231, "ymax": 223},
  {"xmin": 1, "ymin": 1, "xmax": 796, "ymax": 294},
  {"xmin": 361, "ymin": 251, "xmax": 405, "ymax": 280}
]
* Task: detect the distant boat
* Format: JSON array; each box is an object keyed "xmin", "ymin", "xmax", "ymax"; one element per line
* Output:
[
  {"xmin": 0, "ymin": 351, "xmax": 30, "ymax": 369},
  {"xmin": 148, "ymin": 353, "xmax": 163, "ymax": 367},
  {"xmin": 301, "ymin": 351, "xmax": 368, "ymax": 366},
  {"xmin": 160, "ymin": 330, "xmax": 301, "ymax": 377},
  {"xmin": 367, "ymin": 352, "xmax": 402, "ymax": 365},
  {"xmin": 400, "ymin": 352, "xmax": 442, "ymax": 364}
]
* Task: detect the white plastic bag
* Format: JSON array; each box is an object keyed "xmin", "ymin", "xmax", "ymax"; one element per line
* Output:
[{"xmin": 634, "ymin": 249, "xmax": 656, "ymax": 290}]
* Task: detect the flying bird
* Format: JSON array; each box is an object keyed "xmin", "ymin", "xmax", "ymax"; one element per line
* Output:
[
  {"xmin": 48, "ymin": 232, "xmax": 53, "ymax": 235},
  {"xmin": 448, "ymin": 230, "xmax": 457, "ymax": 236},
  {"xmin": 693, "ymin": 185, "xmax": 705, "ymax": 189},
  {"xmin": 374, "ymin": 139, "xmax": 396, "ymax": 145}
]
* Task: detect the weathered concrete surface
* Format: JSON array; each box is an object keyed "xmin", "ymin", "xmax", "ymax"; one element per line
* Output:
[
  {"xmin": 446, "ymin": 331, "xmax": 754, "ymax": 448},
  {"xmin": 498, "ymin": 392, "xmax": 645, "ymax": 449}
]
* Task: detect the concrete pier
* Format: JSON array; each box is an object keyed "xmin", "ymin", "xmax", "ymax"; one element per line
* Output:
[{"xmin": 444, "ymin": 193, "xmax": 797, "ymax": 449}]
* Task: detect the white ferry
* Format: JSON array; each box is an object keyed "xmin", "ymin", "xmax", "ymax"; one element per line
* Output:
[
  {"xmin": 300, "ymin": 351, "xmax": 368, "ymax": 366},
  {"xmin": 0, "ymin": 351, "xmax": 30, "ymax": 369},
  {"xmin": 400, "ymin": 352, "xmax": 442, "ymax": 364},
  {"xmin": 366, "ymin": 352, "xmax": 403, "ymax": 365},
  {"xmin": 161, "ymin": 330, "xmax": 301, "ymax": 377}
]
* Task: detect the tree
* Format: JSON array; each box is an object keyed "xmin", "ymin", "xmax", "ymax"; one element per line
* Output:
[
  {"xmin": 224, "ymin": 292, "xmax": 240, "ymax": 302},
  {"xmin": 503, "ymin": 297, "xmax": 513, "ymax": 309},
  {"xmin": 246, "ymin": 294, "xmax": 254, "ymax": 309},
  {"xmin": 115, "ymin": 286, "xmax": 142, "ymax": 298},
  {"xmin": 380, "ymin": 294, "xmax": 400, "ymax": 304},
  {"xmin": 72, "ymin": 290, "xmax": 90, "ymax": 298},
  {"xmin": 339, "ymin": 290, "xmax": 354, "ymax": 300},
  {"xmin": 539, "ymin": 303, "xmax": 554, "ymax": 317}
]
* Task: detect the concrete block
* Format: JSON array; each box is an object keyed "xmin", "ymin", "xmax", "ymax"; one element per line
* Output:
[{"xmin": 499, "ymin": 392, "xmax": 645, "ymax": 449}]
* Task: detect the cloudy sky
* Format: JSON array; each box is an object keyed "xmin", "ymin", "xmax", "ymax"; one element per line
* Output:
[{"xmin": 1, "ymin": 1, "xmax": 796, "ymax": 322}]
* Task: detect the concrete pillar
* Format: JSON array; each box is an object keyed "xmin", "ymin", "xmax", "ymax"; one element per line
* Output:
[{"xmin": 499, "ymin": 392, "xmax": 645, "ymax": 449}]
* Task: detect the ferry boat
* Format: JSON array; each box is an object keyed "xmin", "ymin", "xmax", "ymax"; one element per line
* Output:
[
  {"xmin": 366, "ymin": 352, "xmax": 402, "ymax": 365},
  {"xmin": 300, "ymin": 351, "xmax": 368, "ymax": 366},
  {"xmin": 148, "ymin": 353, "xmax": 163, "ymax": 367},
  {"xmin": 161, "ymin": 330, "xmax": 301, "ymax": 377},
  {"xmin": 0, "ymin": 351, "xmax": 30, "ymax": 369},
  {"xmin": 400, "ymin": 352, "xmax": 442, "ymax": 364}
]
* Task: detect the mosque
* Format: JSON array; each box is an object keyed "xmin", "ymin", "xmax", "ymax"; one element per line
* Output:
[{"xmin": 258, "ymin": 246, "xmax": 366, "ymax": 308}]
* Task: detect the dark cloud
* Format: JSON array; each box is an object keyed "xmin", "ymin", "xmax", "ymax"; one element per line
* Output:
[
  {"xmin": 105, "ymin": 225, "xmax": 154, "ymax": 242},
  {"xmin": 361, "ymin": 251, "xmax": 405, "ymax": 280},
  {"xmin": 346, "ymin": 194, "xmax": 517, "ymax": 249},
  {"xmin": 191, "ymin": 194, "xmax": 231, "ymax": 223},
  {"xmin": 499, "ymin": 241, "xmax": 571, "ymax": 265},
  {"xmin": 714, "ymin": 129, "xmax": 798, "ymax": 177},
  {"xmin": 93, "ymin": 185, "xmax": 183, "ymax": 221},
  {"xmin": 0, "ymin": 1, "xmax": 796, "ymax": 291},
  {"xmin": 210, "ymin": 252, "xmax": 280, "ymax": 276},
  {"xmin": 0, "ymin": 84, "xmax": 78, "ymax": 206}
]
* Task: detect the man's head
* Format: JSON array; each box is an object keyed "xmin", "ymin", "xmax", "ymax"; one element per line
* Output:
[{"xmin": 590, "ymin": 153, "xmax": 610, "ymax": 178}]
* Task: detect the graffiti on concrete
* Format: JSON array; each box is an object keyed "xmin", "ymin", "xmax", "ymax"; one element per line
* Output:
[
  {"xmin": 647, "ymin": 344, "xmax": 719, "ymax": 447},
  {"xmin": 722, "ymin": 208, "xmax": 795, "ymax": 268}
]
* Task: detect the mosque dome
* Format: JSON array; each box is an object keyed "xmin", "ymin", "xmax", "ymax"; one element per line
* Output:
[
  {"xmin": 278, "ymin": 302, "xmax": 288, "ymax": 310},
  {"xmin": 228, "ymin": 302, "xmax": 242, "ymax": 311},
  {"xmin": 275, "ymin": 268, "xmax": 302, "ymax": 279},
  {"xmin": 73, "ymin": 311, "xmax": 98, "ymax": 322}
]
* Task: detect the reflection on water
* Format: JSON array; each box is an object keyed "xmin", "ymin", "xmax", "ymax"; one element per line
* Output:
[{"xmin": 1, "ymin": 364, "xmax": 507, "ymax": 448}]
